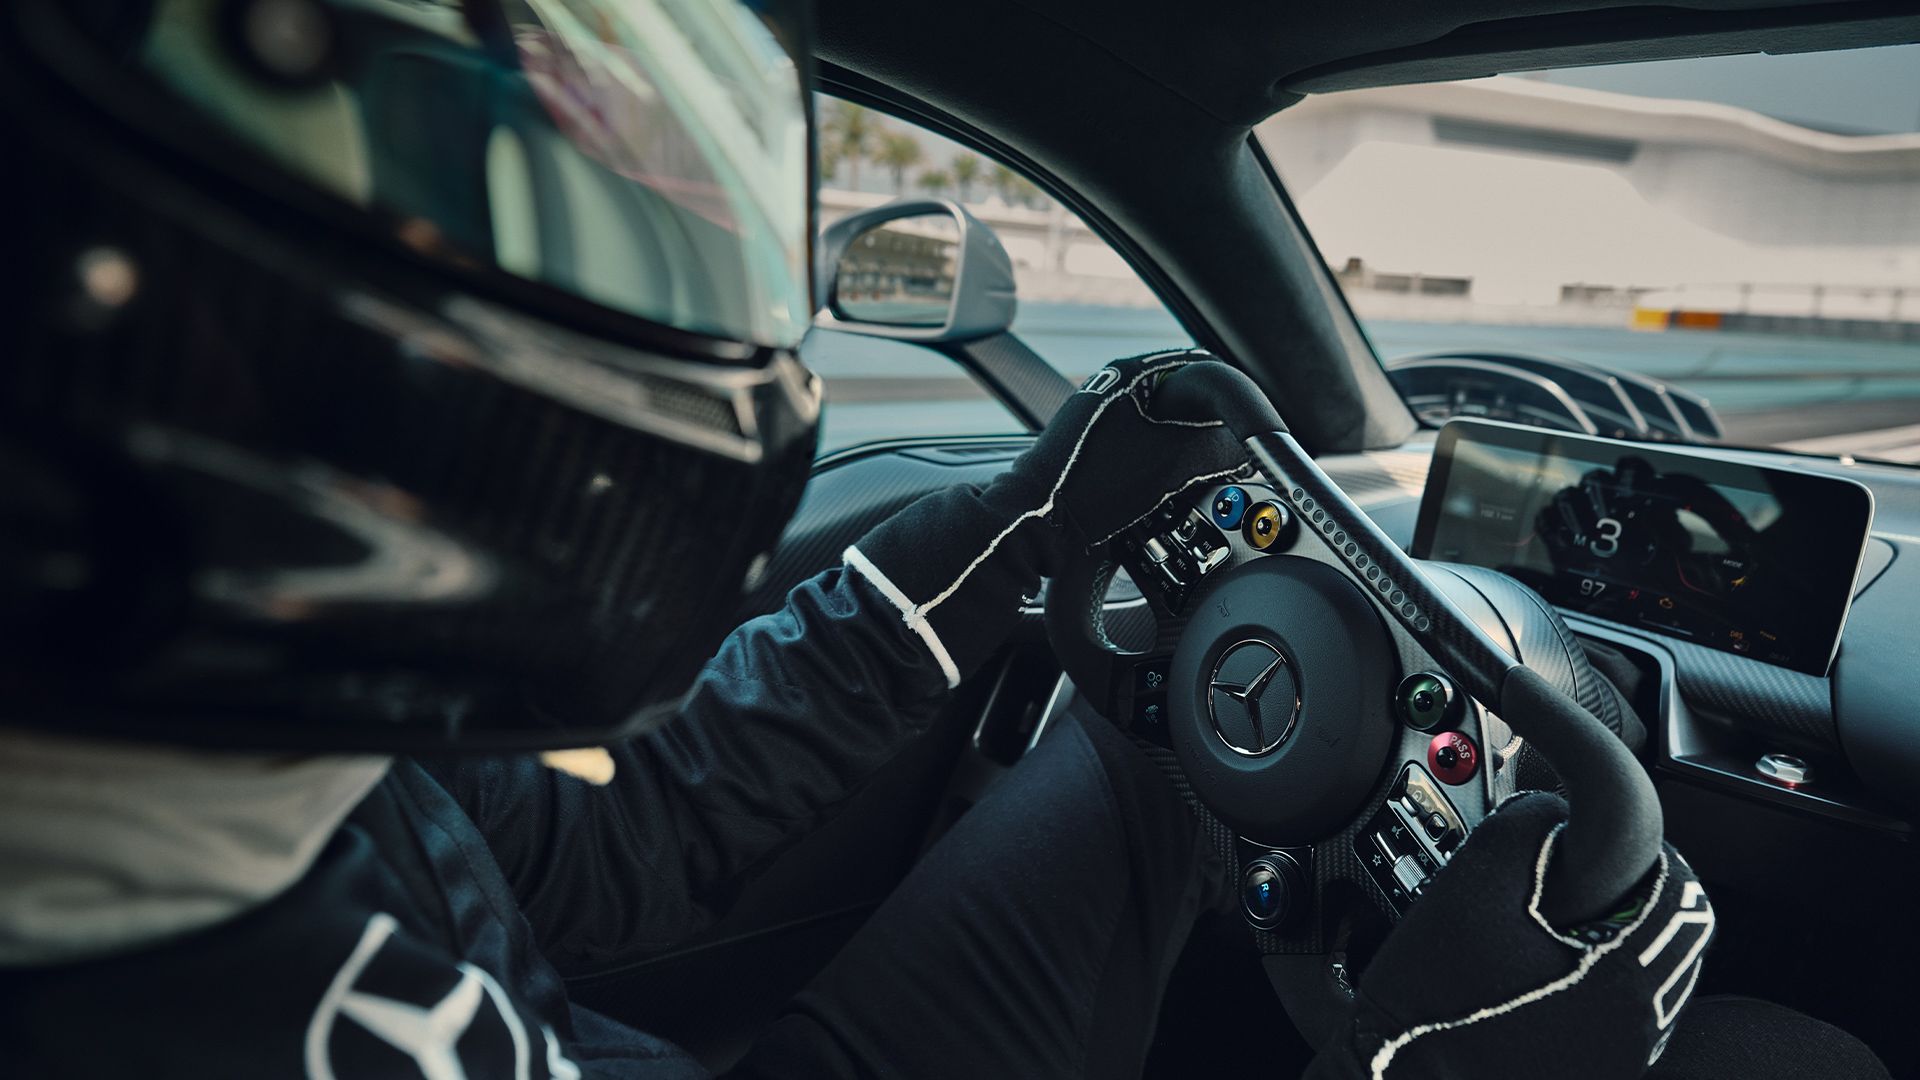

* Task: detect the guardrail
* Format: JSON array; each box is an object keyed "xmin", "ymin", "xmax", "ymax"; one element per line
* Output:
[{"xmin": 1631, "ymin": 282, "xmax": 1920, "ymax": 342}]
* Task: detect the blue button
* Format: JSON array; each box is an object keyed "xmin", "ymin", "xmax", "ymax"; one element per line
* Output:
[
  {"xmin": 1243, "ymin": 864, "xmax": 1286, "ymax": 923},
  {"xmin": 1211, "ymin": 486, "xmax": 1250, "ymax": 530}
]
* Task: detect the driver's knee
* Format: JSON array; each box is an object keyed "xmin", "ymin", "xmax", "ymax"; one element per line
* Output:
[
  {"xmin": 1034, "ymin": 712, "xmax": 1226, "ymax": 904},
  {"xmin": 1648, "ymin": 995, "xmax": 1890, "ymax": 1079},
  {"xmin": 735, "ymin": 716, "xmax": 1222, "ymax": 1080}
]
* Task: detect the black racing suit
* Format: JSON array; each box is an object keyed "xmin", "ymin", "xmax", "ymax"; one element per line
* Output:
[{"xmin": 0, "ymin": 568, "xmax": 1219, "ymax": 1078}]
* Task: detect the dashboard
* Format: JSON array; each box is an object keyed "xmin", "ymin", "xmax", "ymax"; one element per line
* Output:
[{"xmin": 767, "ymin": 423, "xmax": 1920, "ymax": 837}]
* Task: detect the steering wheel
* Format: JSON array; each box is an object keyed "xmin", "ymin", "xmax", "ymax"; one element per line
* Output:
[{"xmin": 1043, "ymin": 364, "xmax": 1661, "ymax": 949}]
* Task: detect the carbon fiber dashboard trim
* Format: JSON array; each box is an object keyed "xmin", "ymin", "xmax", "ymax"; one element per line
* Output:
[
  {"xmin": 1569, "ymin": 616, "xmax": 1907, "ymax": 835},
  {"xmin": 1666, "ymin": 637, "xmax": 1836, "ymax": 751},
  {"xmin": 1424, "ymin": 564, "xmax": 1627, "ymax": 740}
]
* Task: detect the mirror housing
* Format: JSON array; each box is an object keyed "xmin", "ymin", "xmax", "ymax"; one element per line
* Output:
[{"xmin": 816, "ymin": 199, "xmax": 1016, "ymax": 343}]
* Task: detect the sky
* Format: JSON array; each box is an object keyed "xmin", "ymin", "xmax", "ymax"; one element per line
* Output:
[{"xmin": 1533, "ymin": 44, "xmax": 1920, "ymax": 135}]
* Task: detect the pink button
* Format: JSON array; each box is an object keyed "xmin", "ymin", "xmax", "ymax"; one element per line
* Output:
[{"xmin": 1428, "ymin": 730, "xmax": 1479, "ymax": 785}]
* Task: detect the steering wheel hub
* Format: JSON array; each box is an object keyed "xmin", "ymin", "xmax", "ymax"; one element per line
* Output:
[{"xmin": 1169, "ymin": 555, "xmax": 1397, "ymax": 842}]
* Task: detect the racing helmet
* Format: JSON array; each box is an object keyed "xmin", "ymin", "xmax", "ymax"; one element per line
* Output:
[{"xmin": 0, "ymin": 0, "xmax": 822, "ymax": 750}]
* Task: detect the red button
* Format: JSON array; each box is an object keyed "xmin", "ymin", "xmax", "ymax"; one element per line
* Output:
[{"xmin": 1428, "ymin": 731, "xmax": 1479, "ymax": 785}]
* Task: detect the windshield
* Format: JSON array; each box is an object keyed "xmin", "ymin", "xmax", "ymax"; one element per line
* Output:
[{"xmin": 1256, "ymin": 45, "xmax": 1920, "ymax": 465}]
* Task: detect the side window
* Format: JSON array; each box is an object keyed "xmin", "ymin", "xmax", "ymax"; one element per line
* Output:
[{"xmin": 805, "ymin": 96, "xmax": 1194, "ymax": 456}]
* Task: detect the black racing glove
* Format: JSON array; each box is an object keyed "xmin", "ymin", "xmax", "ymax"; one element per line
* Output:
[
  {"xmin": 846, "ymin": 350, "xmax": 1248, "ymax": 687},
  {"xmin": 1309, "ymin": 792, "xmax": 1716, "ymax": 1080}
]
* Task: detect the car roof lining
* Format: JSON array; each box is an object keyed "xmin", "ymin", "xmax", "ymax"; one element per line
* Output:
[
  {"xmin": 965, "ymin": 0, "xmax": 1920, "ymax": 128},
  {"xmin": 1287, "ymin": 2, "xmax": 1920, "ymax": 94}
]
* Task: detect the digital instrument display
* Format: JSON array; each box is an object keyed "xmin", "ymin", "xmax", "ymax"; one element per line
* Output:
[{"xmin": 1413, "ymin": 420, "xmax": 1874, "ymax": 675}]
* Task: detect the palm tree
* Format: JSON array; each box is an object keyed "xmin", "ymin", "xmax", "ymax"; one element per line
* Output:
[
  {"xmin": 951, "ymin": 153, "xmax": 982, "ymax": 203},
  {"xmin": 874, "ymin": 133, "xmax": 924, "ymax": 194},
  {"xmin": 989, "ymin": 162, "xmax": 1020, "ymax": 205},
  {"xmin": 824, "ymin": 101, "xmax": 877, "ymax": 191},
  {"xmin": 916, "ymin": 169, "xmax": 953, "ymax": 197}
]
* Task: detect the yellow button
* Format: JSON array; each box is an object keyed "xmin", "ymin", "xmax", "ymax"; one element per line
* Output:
[{"xmin": 1245, "ymin": 502, "xmax": 1285, "ymax": 551}]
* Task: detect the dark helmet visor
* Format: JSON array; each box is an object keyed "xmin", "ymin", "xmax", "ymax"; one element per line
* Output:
[
  {"xmin": 0, "ymin": 0, "xmax": 823, "ymax": 752},
  {"xmin": 137, "ymin": 0, "xmax": 813, "ymax": 349}
]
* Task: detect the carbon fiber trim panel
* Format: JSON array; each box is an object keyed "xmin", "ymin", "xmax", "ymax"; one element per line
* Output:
[
  {"xmin": 950, "ymin": 334, "xmax": 1079, "ymax": 428},
  {"xmin": 1121, "ymin": 672, "xmax": 1405, "ymax": 949},
  {"xmin": 1131, "ymin": 738, "xmax": 1240, "ymax": 892},
  {"xmin": 1425, "ymin": 564, "xmax": 1627, "ymax": 739},
  {"xmin": 1097, "ymin": 600, "xmax": 1159, "ymax": 654},
  {"xmin": 1668, "ymin": 637, "xmax": 1836, "ymax": 750},
  {"xmin": 1134, "ymin": 733, "xmax": 1380, "ymax": 957},
  {"xmin": 1249, "ymin": 768, "xmax": 1416, "ymax": 955}
]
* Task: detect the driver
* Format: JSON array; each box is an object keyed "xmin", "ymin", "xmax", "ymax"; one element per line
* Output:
[{"xmin": 0, "ymin": 1, "xmax": 1889, "ymax": 1077}]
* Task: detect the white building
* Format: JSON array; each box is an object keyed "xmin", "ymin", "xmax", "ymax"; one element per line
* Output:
[{"xmin": 1260, "ymin": 77, "xmax": 1920, "ymax": 320}]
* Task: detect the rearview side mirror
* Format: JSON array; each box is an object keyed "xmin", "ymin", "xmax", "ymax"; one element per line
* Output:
[{"xmin": 816, "ymin": 199, "xmax": 1016, "ymax": 343}]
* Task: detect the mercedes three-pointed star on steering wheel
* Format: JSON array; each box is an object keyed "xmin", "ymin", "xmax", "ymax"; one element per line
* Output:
[{"xmin": 1207, "ymin": 641, "xmax": 1296, "ymax": 754}]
